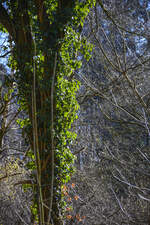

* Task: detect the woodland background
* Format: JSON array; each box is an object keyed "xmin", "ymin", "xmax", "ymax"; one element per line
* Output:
[{"xmin": 1, "ymin": 0, "xmax": 150, "ymax": 224}]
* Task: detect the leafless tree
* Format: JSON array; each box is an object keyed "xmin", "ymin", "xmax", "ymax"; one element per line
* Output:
[
  {"xmin": 0, "ymin": 63, "xmax": 32, "ymax": 225},
  {"xmin": 70, "ymin": 1, "xmax": 150, "ymax": 224}
]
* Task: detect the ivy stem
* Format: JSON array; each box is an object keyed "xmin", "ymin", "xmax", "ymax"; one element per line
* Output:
[
  {"xmin": 31, "ymin": 28, "xmax": 44, "ymax": 224},
  {"xmin": 47, "ymin": 52, "xmax": 57, "ymax": 225}
]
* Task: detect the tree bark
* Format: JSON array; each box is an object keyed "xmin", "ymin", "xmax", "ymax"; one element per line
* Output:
[{"xmin": 0, "ymin": 1, "xmax": 75, "ymax": 224}]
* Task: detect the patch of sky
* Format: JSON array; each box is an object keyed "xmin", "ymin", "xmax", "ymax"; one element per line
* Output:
[
  {"xmin": 139, "ymin": 0, "xmax": 145, "ymax": 7},
  {"xmin": 138, "ymin": 15, "xmax": 145, "ymax": 23},
  {"xmin": 0, "ymin": 32, "xmax": 10, "ymax": 72},
  {"xmin": 2, "ymin": 1, "xmax": 9, "ymax": 10},
  {"xmin": 135, "ymin": 36, "xmax": 147, "ymax": 54},
  {"xmin": 101, "ymin": 21, "xmax": 110, "ymax": 35},
  {"xmin": 139, "ymin": 0, "xmax": 150, "ymax": 8},
  {"xmin": 77, "ymin": 55, "xmax": 82, "ymax": 61}
]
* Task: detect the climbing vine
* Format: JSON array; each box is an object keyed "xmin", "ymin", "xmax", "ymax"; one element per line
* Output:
[{"xmin": 0, "ymin": 0, "xmax": 95, "ymax": 224}]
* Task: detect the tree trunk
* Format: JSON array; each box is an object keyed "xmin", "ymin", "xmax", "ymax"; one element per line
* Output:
[{"xmin": 0, "ymin": 1, "xmax": 75, "ymax": 224}]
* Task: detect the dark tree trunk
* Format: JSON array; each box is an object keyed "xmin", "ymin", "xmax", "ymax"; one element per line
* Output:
[{"xmin": 0, "ymin": 1, "xmax": 75, "ymax": 224}]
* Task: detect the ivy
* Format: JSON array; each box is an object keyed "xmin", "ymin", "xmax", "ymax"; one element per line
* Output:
[{"xmin": 0, "ymin": 0, "xmax": 95, "ymax": 223}]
